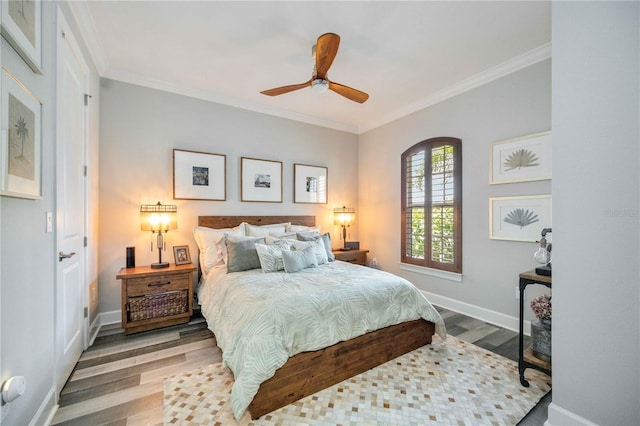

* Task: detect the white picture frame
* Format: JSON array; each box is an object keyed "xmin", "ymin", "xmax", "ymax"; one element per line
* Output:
[
  {"xmin": 490, "ymin": 195, "xmax": 552, "ymax": 242},
  {"xmin": 173, "ymin": 149, "xmax": 226, "ymax": 201},
  {"xmin": 1, "ymin": 0, "xmax": 42, "ymax": 74},
  {"xmin": 294, "ymin": 163, "xmax": 327, "ymax": 204},
  {"xmin": 1, "ymin": 67, "xmax": 42, "ymax": 199},
  {"xmin": 241, "ymin": 157, "xmax": 282, "ymax": 203},
  {"xmin": 490, "ymin": 131, "xmax": 551, "ymax": 184}
]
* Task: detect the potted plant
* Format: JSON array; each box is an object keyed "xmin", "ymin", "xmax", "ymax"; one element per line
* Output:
[{"xmin": 530, "ymin": 294, "xmax": 551, "ymax": 361}]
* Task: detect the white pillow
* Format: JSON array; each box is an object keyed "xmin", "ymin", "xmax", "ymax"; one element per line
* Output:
[
  {"xmin": 286, "ymin": 224, "xmax": 321, "ymax": 233},
  {"xmin": 265, "ymin": 236, "xmax": 297, "ymax": 249},
  {"xmin": 268, "ymin": 231, "xmax": 297, "ymax": 240},
  {"xmin": 245, "ymin": 222, "xmax": 290, "ymax": 237},
  {"xmin": 282, "ymin": 246, "xmax": 318, "ymax": 273},
  {"xmin": 255, "ymin": 243, "xmax": 289, "ymax": 273},
  {"xmin": 193, "ymin": 225, "xmax": 243, "ymax": 274},
  {"xmin": 293, "ymin": 239, "xmax": 328, "ymax": 265}
]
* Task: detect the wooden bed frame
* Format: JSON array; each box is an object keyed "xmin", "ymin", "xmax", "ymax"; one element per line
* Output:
[{"xmin": 198, "ymin": 215, "xmax": 436, "ymax": 419}]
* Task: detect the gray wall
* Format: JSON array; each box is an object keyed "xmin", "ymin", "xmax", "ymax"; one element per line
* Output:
[
  {"xmin": 358, "ymin": 60, "xmax": 551, "ymax": 325},
  {"xmin": 549, "ymin": 2, "xmax": 639, "ymax": 425},
  {"xmin": 0, "ymin": 2, "xmax": 100, "ymax": 424},
  {"xmin": 98, "ymin": 80, "xmax": 359, "ymax": 315}
]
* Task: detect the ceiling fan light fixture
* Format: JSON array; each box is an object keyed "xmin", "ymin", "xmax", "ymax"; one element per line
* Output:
[{"xmin": 311, "ymin": 78, "xmax": 329, "ymax": 93}]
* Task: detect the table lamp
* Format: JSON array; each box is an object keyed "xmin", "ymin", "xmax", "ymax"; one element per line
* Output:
[
  {"xmin": 140, "ymin": 202, "xmax": 177, "ymax": 269},
  {"xmin": 333, "ymin": 205, "xmax": 355, "ymax": 250}
]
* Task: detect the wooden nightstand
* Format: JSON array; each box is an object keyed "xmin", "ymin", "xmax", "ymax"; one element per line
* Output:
[
  {"xmin": 332, "ymin": 249, "xmax": 369, "ymax": 266},
  {"xmin": 117, "ymin": 263, "xmax": 196, "ymax": 334}
]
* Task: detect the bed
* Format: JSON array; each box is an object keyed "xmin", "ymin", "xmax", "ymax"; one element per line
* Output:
[{"xmin": 195, "ymin": 215, "xmax": 446, "ymax": 420}]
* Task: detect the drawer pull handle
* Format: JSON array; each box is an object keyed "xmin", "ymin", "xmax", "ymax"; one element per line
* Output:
[{"xmin": 148, "ymin": 281, "xmax": 171, "ymax": 288}]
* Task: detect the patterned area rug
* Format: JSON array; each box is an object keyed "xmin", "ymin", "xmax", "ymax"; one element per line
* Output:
[{"xmin": 164, "ymin": 335, "xmax": 550, "ymax": 425}]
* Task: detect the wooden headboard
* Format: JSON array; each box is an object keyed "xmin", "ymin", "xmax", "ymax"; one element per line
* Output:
[{"xmin": 198, "ymin": 215, "xmax": 315, "ymax": 229}]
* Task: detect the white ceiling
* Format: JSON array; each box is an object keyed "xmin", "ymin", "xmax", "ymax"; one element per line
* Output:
[{"xmin": 69, "ymin": 1, "xmax": 551, "ymax": 134}]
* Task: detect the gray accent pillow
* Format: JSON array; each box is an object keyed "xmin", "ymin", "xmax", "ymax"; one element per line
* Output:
[
  {"xmin": 225, "ymin": 236, "xmax": 266, "ymax": 273},
  {"xmin": 297, "ymin": 232, "xmax": 335, "ymax": 262},
  {"xmin": 282, "ymin": 246, "xmax": 318, "ymax": 273}
]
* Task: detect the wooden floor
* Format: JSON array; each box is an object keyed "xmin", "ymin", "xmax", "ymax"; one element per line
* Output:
[{"xmin": 51, "ymin": 307, "xmax": 549, "ymax": 425}]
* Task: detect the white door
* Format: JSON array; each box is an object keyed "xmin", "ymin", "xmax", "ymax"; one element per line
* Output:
[{"xmin": 55, "ymin": 11, "xmax": 89, "ymax": 392}]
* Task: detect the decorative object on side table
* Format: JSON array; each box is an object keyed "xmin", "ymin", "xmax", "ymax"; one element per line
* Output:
[
  {"xmin": 126, "ymin": 246, "xmax": 135, "ymax": 268},
  {"xmin": 173, "ymin": 245, "xmax": 191, "ymax": 265},
  {"xmin": 530, "ymin": 294, "xmax": 552, "ymax": 362},
  {"xmin": 140, "ymin": 202, "xmax": 177, "ymax": 269},
  {"xmin": 333, "ymin": 205, "xmax": 355, "ymax": 250},
  {"xmin": 533, "ymin": 228, "xmax": 552, "ymax": 276}
]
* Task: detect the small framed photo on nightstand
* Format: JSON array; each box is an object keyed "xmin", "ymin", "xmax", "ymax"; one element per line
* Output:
[{"xmin": 173, "ymin": 245, "xmax": 191, "ymax": 265}]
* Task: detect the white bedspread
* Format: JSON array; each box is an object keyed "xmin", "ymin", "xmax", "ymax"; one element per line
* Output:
[{"xmin": 198, "ymin": 261, "xmax": 446, "ymax": 420}]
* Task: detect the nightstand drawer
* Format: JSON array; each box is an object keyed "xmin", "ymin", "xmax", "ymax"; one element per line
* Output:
[
  {"xmin": 126, "ymin": 273, "xmax": 189, "ymax": 297},
  {"xmin": 337, "ymin": 252, "xmax": 365, "ymax": 264},
  {"xmin": 332, "ymin": 249, "xmax": 369, "ymax": 266}
]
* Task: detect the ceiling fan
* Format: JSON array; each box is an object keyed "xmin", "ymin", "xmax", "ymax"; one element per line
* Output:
[{"xmin": 260, "ymin": 33, "xmax": 369, "ymax": 104}]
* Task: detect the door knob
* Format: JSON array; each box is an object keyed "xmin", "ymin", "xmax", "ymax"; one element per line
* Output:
[{"xmin": 59, "ymin": 251, "xmax": 76, "ymax": 262}]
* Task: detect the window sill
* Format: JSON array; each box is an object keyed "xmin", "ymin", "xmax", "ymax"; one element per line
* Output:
[{"xmin": 399, "ymin": 263, "xmax": 463, "ymax": 282}]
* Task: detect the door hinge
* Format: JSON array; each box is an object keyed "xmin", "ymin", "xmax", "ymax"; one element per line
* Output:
[
  {"xmin": 84, "ymin": 93, "xmax": 92, "ymax": 106},
  {"xmin": 84, "ymin": 307, "xmax": 88, "ymax": 318},
  {"xmin": 84, "ymin": 236, "xmax": 88, "ymax": 247},
  {"xmin": 84, "ymin": 165, "xmax": 87, "ymax": 176}
]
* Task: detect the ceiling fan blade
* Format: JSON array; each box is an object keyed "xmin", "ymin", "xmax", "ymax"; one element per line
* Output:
[
  {"xmin": 328, "ymin": 81, "xmax": 369, "ymax": 103},
  {"xmin": 315, "ymin": 33, "xmax": 340, "ymax": 79},
  {"xmin": 260, "ymin": 79, "xmax": 313, "ymax": 96}
]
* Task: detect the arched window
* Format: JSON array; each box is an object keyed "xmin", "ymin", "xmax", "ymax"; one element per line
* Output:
[{"xmin": 401, "ymin": 137, "xmax": 462, "ymax": 273}]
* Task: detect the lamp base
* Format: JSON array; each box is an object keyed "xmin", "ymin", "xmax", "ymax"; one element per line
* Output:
[
  {"xmin": 535, "ymin": 263, "xmax": 552, "ymax": 277},
  {"xmin": 151, "ymin": 262, "xmax": 170, "ymax": 269}
]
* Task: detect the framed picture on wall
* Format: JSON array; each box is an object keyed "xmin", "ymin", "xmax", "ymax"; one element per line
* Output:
[
  {"xmin": 1, "ymin": 0, "xmax": 42, "ymax": 74},
  {"xmin": 1, "ymin": 67, "xmax": 42, "ymax": 199},
  {"xmin": 241, "ymin": 157, "xmax": 282, "ymax": 203},
  {"xmin": 173, "ymin": 149, "xmax": 226, "ymax": 200},
  {"xmin": 490, "ymin": 131, "xmax": 551, "ymax": 184},
  {"xmin": 490, "ymin": 195, "xmax": 552, "ymax": 242},
  {"xmin": 294, "ymin": 163, "xmax": 327, "ymax": 204}
]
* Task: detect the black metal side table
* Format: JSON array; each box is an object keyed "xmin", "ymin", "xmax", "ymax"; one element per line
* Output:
[{"xmin": 519, "ymin": 270, "xmax": 552, "ymax": 386}]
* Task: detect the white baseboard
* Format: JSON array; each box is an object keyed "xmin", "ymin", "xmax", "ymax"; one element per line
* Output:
[
  {"xmin": 421, "ymin": 290, "xmax": 531, "ymax": 335},
  {"xmin": 30, "ymin": 386, "xmax": 56, "ymax": 426},
  {"xmin": 545, "ymin": 402, "xmax": 598, "ymax": 426},
  {"xmin": 88, "ymin": 315, "xmax": 100, "ymax": 347},
  {"xmin": 99, "ymin": 309, "xmax": 122, "ymax": 326},
  {"xmin": 84, "ymin": 310, "xmax": 122, "ymax": 346}
]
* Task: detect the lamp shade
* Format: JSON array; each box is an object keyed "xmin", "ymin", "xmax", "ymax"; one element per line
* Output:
[
  {"xmin": 333, "ymin": 206, "xmax": 355, "ymax": 227},
  {"xmin": 140, "ymin": 202, "xmax": 177, "ymax": 232}
]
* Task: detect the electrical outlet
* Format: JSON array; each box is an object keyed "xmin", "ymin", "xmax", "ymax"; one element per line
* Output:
[{"xmin": 516, "ymin": 286, "xmax": 520, "ymax": 299}]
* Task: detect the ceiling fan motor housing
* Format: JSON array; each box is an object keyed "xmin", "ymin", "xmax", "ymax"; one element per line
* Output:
[{"xmin": 311, "ymin": 78, "xmax": 329, "ymax": 92}]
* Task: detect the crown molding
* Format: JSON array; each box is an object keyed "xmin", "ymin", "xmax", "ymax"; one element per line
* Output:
[
  {"xmin": 65, "ymin": 0, "xmax": 109, "ymax": 75},
  {"xmin": 357, "ymin": 43, "xmax": 552, "ymax": 134},
  {"xmin": 65, "ymin": 3, "xmax": 549, "ymax": 137}
]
